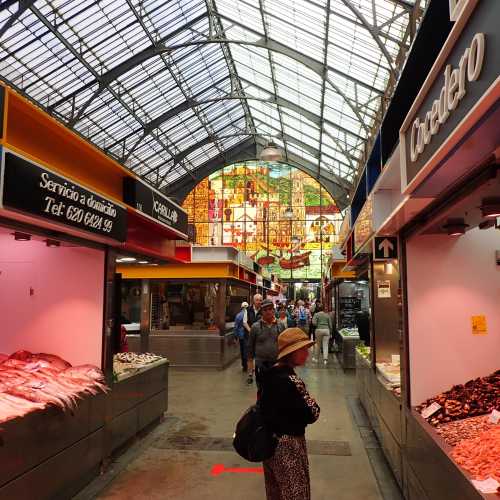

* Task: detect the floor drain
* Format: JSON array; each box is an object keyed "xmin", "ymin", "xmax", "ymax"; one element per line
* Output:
[{"xmin": 154, "ymin": 436, "xmax": 351, "ymax": 456}]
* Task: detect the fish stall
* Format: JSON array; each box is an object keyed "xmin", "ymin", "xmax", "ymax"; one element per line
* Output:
[{"xmin": 0, "ymin": 87, "xmax": 183, "ymax": 499}]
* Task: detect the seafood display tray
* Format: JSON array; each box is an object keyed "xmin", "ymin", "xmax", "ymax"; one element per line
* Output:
[
  {"xmin": 107, "ymin": 360, "xmax": 169, "ymax": 454},
  {"xmin": 405, "ymin": 411, "xmax": 496, "ymax": 500},
  {"xmin": 114, "ymin": 358, "xmax": 168, "ymax": 382},
  {"xmin": 0, "ymin": 392, "xmax": 106, "ymax": 494}
]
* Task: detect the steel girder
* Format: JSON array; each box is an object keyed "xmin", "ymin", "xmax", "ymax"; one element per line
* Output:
[{"xmin": 163, "ymin": 138, "xmax": 351, "ymax": 210}]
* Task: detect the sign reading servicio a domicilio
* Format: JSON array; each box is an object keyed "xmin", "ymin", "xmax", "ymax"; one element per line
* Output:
[
  {"xmin": 123, "ymin": 177, "xmax": 188, "ymax": 238},
  {"xmin": 1, "ymin": 151, "xmax": 127, "ymax": 242}
]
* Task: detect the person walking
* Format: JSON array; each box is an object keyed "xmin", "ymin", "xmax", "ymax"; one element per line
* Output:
[
  {"xmin": 234, "ymin": 302, "xmax": 250, "ymax": 372},
  {"xmin": 247, "ymin": 293, "xmax": 263, "ymax": 327},
  {"xmin": 247, "ymin": 299, "xmax": 285, "ymax": 388},
  {"xmin": 312, "ymin": 303, "xmax": 332, "ymax": 364},
  {"xmin": 294, "ymin": 300, "xmax": 311, "ymax": 337},
  {"xmin": 277, "ymin": 306, "xmax": 293, "ymax": 330},
  {"xmin": 261, "ymin": 328, "xmax": 320, "ymax": 500}
]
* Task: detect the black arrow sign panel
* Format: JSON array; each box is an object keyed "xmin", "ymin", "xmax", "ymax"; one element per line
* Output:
[{"xmin": 373, "ymin": 236, "xmax": 398, "ymax": 260}]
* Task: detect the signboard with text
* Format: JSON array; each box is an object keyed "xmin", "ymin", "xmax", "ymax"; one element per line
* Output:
[
  {"xmin": 400, "ymin": 0, "xmax": 500, "ymax": 192},
  {"xmin": 123, "ymin": 177, "xmax": 188, "ymax": 238},
  {"xmin": 1, "ymin": 151, "xmax": 127, "ymax": 241}
]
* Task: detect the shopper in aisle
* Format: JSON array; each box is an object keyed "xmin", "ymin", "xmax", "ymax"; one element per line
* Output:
[
  {"xmin": 261, "ymin": 328, "xmax": 320, "ymax": 500},
  {"xmin": 234, "ymin": 302, "xmax": 251, "ymax": 373},
  {"xmin": 312, "ymin": 303, "xmax": 332, "ymax": 364},
  {"xmin": 247, "ymin": 299, "xmax": 285, "ymax": 389},
  {"xmin": 277, "ymin": 306, "xmax": 293, "ymax": 330},
  {"xmin": 247, "ymin": 293, "xmax": 263, "ymax": 327},
  {"xmin": 294, "ymin": 300, "xmax": 311, "ymax": 337}
]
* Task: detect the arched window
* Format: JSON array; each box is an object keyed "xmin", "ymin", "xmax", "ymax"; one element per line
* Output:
[{"xmin": 182, "ymin": 161, "xmax": 343, "ymax": 279}]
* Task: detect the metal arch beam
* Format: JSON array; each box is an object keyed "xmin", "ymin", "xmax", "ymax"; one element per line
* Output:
[
  {"xmin": 47, "ymin": 12, "xmax": 207, "ymax": 111},
  {"xmin": 256, "ymin": 0, "xmax": 289, "ymax": 162},
  {"xmin": 215, "ymin": 12, "xmax": 381, "ymax": 94},
  {"xmin": 103, "ymin": 85, "xmax": 364, "ymax": 166},
  {"xmin": 28, "ymin": 4, "xmax": 197, "ymax": 181},
  {"xmin": 0, "ymin": 0, "xmax": 37, "ymax": 39},
  {"xmin": 47, "ymin": 23, "xmax": 382, "ymax": 120},
  {"xmin": 163, "ymin": 138, "xmax": 351, "ymax": 210},
  {"xmin": 339, "ymin": 0, "xmax": 396, "ymax": 76},
  {"xmin": 236, "ymin": 76, "xmax": 365, "ymax": 141},
  {"xmin": 162, "ymin": 139, "xmax": 257, "ymax": 202}
]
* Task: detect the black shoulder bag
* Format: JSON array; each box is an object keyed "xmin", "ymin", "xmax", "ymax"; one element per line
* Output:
[{"xmin": 233, "ymin": 374, "xmax": 278, "ymax": 462}]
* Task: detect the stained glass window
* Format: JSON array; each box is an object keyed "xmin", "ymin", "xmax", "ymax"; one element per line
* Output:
[{"xmin": 182, "ymin": 160, "xmax": 343, "ymax": 279}]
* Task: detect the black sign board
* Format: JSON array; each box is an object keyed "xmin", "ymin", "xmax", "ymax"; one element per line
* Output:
[
  {"xmin": 339, "ymin": 296, "xmax": 361, "ymax": 328},
  {"xmin": 1, "ymin": 152, "xmax": 127, "ymax": 242},
  {"xmin": 402, "ymin": 0, "xmax": 500, "ymax": 189},
  {"xmin": 123, "ymin": 177, "xmax": 188, "ymax": 238},
  {"xmin": 374, "ymin": 236, "xmax": 398, "ymax": 260}
]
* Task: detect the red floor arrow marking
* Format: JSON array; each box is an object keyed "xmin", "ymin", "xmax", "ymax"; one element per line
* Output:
[{"xmin": 211, "ymin": 464, "xmax": 264, "ymax": 476}]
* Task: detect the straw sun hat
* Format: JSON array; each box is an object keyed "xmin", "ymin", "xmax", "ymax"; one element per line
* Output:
[{"xmin": 277, "ymin": 328, "xmax": 315, "ymax": 360}]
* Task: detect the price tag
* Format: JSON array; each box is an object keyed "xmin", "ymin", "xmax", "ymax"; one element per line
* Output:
[
  {"xmin": 471, "ymin": 478, "xmax": 500, "ymax": 494},
  {"xmin": 488, "ymin": 409, "xmax": 500, "ymax": 424},
  {"xmin": 421, "ymin": 402, "xmax": 441, "ymax": 419}
]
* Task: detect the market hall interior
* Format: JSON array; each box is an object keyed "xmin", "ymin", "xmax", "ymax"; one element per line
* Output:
[{"xmin": 1, "ymin": 0, "xmax": 499, "ymax": 499}]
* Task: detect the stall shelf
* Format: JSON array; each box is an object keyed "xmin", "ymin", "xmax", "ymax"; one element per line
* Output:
[{"xmin": 336, "ymin": 329, "xmax": 362, "ymax": 369}]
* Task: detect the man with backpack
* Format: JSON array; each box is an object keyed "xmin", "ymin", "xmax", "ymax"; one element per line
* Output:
[
  {"xmin": 247, "ymin": 299, "xmax": 285, "ymax": 389},
  {"xmin": 294, "ymin": 300, "xmax": 311, "ymax": 337},
  {"xmin": 234, "ymin": 302, "xmax": 251, "ymax": 372}
]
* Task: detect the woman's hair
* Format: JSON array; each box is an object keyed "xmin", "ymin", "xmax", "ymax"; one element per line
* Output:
[{"xmin": 315, "ymin": 303, "xmax": 324, "ymax": 312}]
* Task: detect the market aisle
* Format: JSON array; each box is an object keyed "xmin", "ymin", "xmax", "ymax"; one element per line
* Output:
[{"xmin": 76, "ymin": 357, "xmax": 399, "ymax": 500}]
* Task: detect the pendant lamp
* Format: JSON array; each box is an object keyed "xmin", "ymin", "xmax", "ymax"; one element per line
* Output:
[{"xmin": 259, "ymin": 141, "xmax": 283, "ymax": 162}]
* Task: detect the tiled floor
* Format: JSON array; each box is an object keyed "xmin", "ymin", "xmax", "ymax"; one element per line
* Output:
[{"xmin": 75, "ymin": 356, "xmax": 402, "ymax": 500}]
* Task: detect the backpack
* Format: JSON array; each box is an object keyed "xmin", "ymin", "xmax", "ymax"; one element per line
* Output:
[
  {"xmin": 234, "ymin": 311, "xmax": 245, "ymax": 339},
  {"xmin": 233, "ymin": 401, "xmax": 278, "ymax": 462},
  {"xmin": 298, "ymin": 307, "xmax": 307, "ymax": 325}
]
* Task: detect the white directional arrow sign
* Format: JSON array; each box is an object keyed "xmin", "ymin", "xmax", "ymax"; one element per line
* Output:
[
  {"xmin": 374, "ymin": 236, "xmax": 398, "ymax": 260},
  {"xmin": 378, "ymin": 238, "xmax": 394, "ymax": 258}
]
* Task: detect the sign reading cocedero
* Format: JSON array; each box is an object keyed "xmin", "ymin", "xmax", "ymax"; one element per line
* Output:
[
  {"xmin": 123, "ymin": 177, "xmax": 188, "ymax": 238},
  {"xmin": 401, "ymin": 0, "xmax": 500, "ymax": 191},
  {"xmin": 1, "ymin": 152, "xmax": 127, "ymax": 241},
  {"xmin": 409, "ymin": 33, "xmax": 485, "ymax": 164}
]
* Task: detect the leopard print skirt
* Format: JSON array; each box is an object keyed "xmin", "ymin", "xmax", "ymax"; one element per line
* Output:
[{"xmin": 263, "ymin": 435, "xmax": 310, "ymax": 500}]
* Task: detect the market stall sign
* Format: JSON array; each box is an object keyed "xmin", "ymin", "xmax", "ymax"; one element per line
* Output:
[
  {"xmin": 354, "ymin": 196, "xmax": 373, "ymax": 252},
  {"xmin": 373, "ymin": 236, "xmax": 398, "ymax": 260},
  {"xmin": 400, "ymin": 0, "xmax": 500, "ymax": 191},
  {"xmin": 123, "ymin": 177, "xmax": 188, "ymax": 238},
  {"xmin": 1, "ymin": 152, "xmax": 127, "ymax": 241}
]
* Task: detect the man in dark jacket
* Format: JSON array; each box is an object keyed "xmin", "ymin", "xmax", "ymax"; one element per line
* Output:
[
  {"xmin": 247, "ymin": 293, "xmax": 263, "ymax": 327},
  {"xmin": 247, "ymin": 299, "xmax": 284, "ymax": 388}
]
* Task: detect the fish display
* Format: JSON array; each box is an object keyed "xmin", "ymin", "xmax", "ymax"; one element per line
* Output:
[
  {"xmin": 113, "ymin": 352, "xmax": 165, "ymax": 377},
  {"xmin": 436, "ymin": 415, "xmax": 495, "ymax": 447},
  {"xmin": 451, "ymin": 426, "xmax": 500, "ymax": 482},
  {"xmin": 416, "ymin": 369, "xmax": 500, "ymax": 426},
  {"xmin": 0, "ymin": 350, "xmax": 108, "ymax": 425}
]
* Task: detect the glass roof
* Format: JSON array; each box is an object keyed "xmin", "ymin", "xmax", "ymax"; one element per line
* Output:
[{"xmin": 0, "ymin": 0, "xmax": 426, "ymax": 196}]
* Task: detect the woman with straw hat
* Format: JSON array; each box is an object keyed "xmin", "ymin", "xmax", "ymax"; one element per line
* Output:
[{"xmin": 261, "ymin": 328, "xmax": 320, "ymax": 500}]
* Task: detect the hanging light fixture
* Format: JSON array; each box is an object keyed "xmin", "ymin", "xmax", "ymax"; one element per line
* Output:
[
  {"xmin": 443, "ymin": 218, "xmax": 469, "ymax": 236},
  {"xmin": 259, "ymin": 140, "xmax": 283, "ymax": 162},
  {"xmin": 480, "ymin": 197, "xmax": 500, "ymax": 219}
]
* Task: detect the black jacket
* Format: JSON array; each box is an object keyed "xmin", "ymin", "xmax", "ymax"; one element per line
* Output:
[
  {"xmin": 247, "ymin": 306, "xmax": 261, "ymax": 327},
  {"xmin": 261, "ymin": 364, "xmax": 320, "ymax": 436}
]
